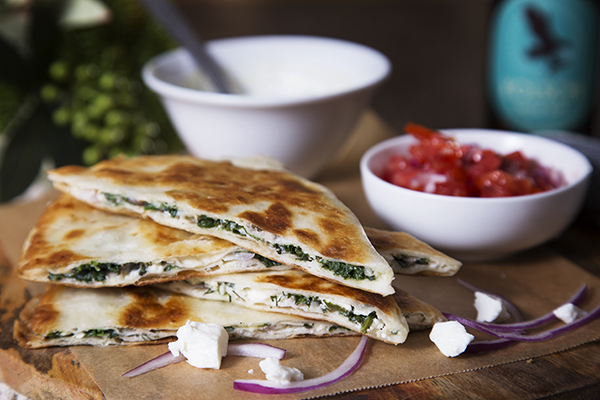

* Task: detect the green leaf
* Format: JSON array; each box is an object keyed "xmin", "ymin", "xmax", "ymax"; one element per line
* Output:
[
  {"xmin": 0, "ymin": 98, "xmax": 50, "ymax": 202},
  {"xmin": 47, "ymin": 121, "xmax": 84, "ymax": 167},
  {"xmin": 0, "ymin": 36, "xmax": 30, "ymax": 90},
  {"xmin": 29, "ymin": 0, "xmax": 67, "ymax": 84}
]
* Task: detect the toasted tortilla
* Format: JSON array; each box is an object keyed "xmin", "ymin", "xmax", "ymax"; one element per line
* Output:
[
  {"xmin": 17, "ymin": 194, "xmax": 288, "ymax": 287},
  {"xmin": 17, "ymin": 196, "xmax": 458, "ymax": 287},
  {"xmin": 14, "ymin": 285, "xmax": 356, "ymax": 348},
  {"xmin": 393, "ymin": 288, "xmax": 445, "ymax": 330},
  {"xmin": 47, "ymin": 155, "xmax": 395, "ymax": 295},
  {"xmin": 159, "ymin": 269, "xmax": 409, "ymax": 345},
  {"xmin": 365, "ymin": 227, "xmax": 462, "ymax": 276}
]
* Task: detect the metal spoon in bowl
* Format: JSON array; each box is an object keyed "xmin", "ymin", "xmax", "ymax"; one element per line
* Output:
[{"xmin": 138, "ymin": 0, "xmax": 233, "ymax": 94}]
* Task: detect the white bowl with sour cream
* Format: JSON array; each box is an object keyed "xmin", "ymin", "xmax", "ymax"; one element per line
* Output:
[{"xmin": 142, "ymin": 35, "xmax": 391, "ymax": 178}]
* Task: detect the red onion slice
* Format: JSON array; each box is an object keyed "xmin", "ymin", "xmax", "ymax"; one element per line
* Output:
[
  {"xmin": 233, "ymin": 336, "xmax": 368, "ymax": 394},
  {"xmin": 449, "ymin": 284, "xmax": 588, "ymax": 333},
  {"xmin": 122, "ymin": 351, "xmax": 185, "ymax": 377},
  {"xmin": 447, "ymin": 303, "xmax": 600, "ymax": 342},
  {"xmin": 123, "ymin": 342, "xmax": 287, "ymax": 378},
  {"xmin": 446, "ymin": 283, "xmax": 593, "ymax": 354},
  {"xmin": 457, "ymin": 278, "xmax": 524, "ymax": 322},
  {"xmin": 227, "ymin": 343, "xmax": 286, "ymax": 359}
]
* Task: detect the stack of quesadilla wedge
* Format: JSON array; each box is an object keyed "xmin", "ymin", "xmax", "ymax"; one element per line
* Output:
[{"xmin": 15, "ymin": 154, "xmax": 455, "ymax": 348}]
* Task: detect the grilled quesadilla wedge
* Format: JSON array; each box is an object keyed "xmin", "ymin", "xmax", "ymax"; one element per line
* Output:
[
  {"xmin": 365, "ymin": 227, "xmax": 462, "ymax": 277},
  {"xmin": 159, "ymin": 269, "xmax": 409, "ymax": 345},
  {"xmin": 47, "ymin": 155, "xmax": 395, "ymax": 295},
  {"xmin": 14, "ymin": 285, "xmax": 356, "ymax": 348},
  {"xmin": 17, "ymin": 195, "xmax": 288, "ymax": 287},
  {"xmin": 393, "ymin": 288, "xmax": 445, "ymax": 330},
  {"xmin": 17, "ymin": 195, "xmax": 454, "ymax": 288}
]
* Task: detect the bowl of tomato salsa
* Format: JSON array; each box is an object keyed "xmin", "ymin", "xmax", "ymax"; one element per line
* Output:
[{"xmin": 360, "ymin": 124, "xmax": 593, "ymax": 261}]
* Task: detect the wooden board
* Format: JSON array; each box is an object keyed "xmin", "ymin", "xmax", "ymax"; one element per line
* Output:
[{"xmin": 0, "ymin": 250, "xmax": 103, "ymax": 400}]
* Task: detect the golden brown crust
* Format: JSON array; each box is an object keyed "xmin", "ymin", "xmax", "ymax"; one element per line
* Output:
[
  {"xmin": 117, "ymin": 289, "xmax": 191, "ymax": 329},
  {"xmin": 16, "ymin": 194, "xmax": 269, "ymax": 286},
  {"xmin": 14, "ymin": 284, "xmax": 359, "ymax": 348},
  {"xmin": 365, "ymin": 227, "xmax": 461, "ymax": 276},
  {"xmin": 47, "ymin": 156, "xmax": 391, "ymax": 292},
  {"xmin": 393, "ymin": 287, "xmax": 445, "ymax": 329}
]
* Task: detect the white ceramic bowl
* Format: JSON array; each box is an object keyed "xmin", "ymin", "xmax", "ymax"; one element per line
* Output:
[
  {"xmin": 360, "ymin": 129, "xmax": 593, "ymax": 262},
  {"xmin": 142, "ymin": 35, "xmax": 391, "ymax": 178}
]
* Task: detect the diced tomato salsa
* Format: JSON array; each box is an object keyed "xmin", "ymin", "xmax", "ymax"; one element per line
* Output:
[{"xmin": 381, "ymin": 123, "xmax": 565, "ymax": 197}]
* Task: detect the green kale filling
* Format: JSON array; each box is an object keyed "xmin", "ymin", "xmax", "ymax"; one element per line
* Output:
[
  {"xmin": 273, "ymin": 244, "xmax": 312, "ymax": 261},
  {"xmin": 224, "ymin": 326, "xmax": 235, "ymax": 332},
  {"xmin": 103, "ymin": 193, "xmax": 178, "ymax": 218},
  {"xmin": 84, "ymin": 329, "xmax": 119, "ymax": 339},
  {"xmin": 285, "ymin": 293, "xmax": 320, "ymax": 308},
  {"xmin": 162, "ymin": 263, "xmax": 178, "ymax": 272},
  {"xmin": 328, "ymin": 325, "xmax": 352, "ymax": 332},
  {"xmin": 392, "ymin": 254, "xmax": 430, "ymax": 268},
  {"xmin": 45, "ymin": 330, "xmax": 63, "ymax": 339},
  {"xmin": 316, "ymin": 257, "xmax": 375, "ymax": 281},
  {"xmin": 144, "ymin": 202, "xmax": 178, "ymax": 218},
  {"xmin": 197, "ymin": 215, "xmax": 249, "ymax": 236},
  {"xmin": 48, "ymin": 261, "xmax": 151, "ymax": 283},
  {"xmin": 253, "ymin": 254, "xmax": 282, "ymax": 268},
  {"xmin": 303, "ymin": 323, "xmax": 314, "ymax": 329},
  {"xmin": 269, "ymin": 293, "xmax": 379, "ymax": 334},
  {"xmin": 45, "ymin": 329, "xmax": 119, "ymax": 340},
  {"xmin": 322, "ymin": 300, "xmax": 378, "ymax": 334},
  {"xmin": 48, "ymin": 261, "xmax": 121, "ymax": 283}
]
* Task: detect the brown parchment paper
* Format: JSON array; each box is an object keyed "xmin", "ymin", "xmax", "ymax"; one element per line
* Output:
[{"xmin": 1, "ymin": 112, "xmax": 599, "ymax": 399}]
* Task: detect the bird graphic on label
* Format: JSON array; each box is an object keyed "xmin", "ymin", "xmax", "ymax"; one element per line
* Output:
[{"xmin": 524, "ymin": 5, "xmax": 571, "ymax": 73}]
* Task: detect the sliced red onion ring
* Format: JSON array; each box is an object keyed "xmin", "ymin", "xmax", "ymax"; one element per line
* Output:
[
  {"xmin": 123, "ymin": 342, "xmax": 287, "ymax": 378},
  {"xmin": 449, "ymin": 284, "xmax": 589, "ymax": 333},
  {"xmin": 457, "ymin": 278, "xmax": 524, "ymax": 322},
  {"xmin": 447, "ymin": 283, "xmax": 593, "ymax": 354},
  {"xmin": 233, "ymin": 336, "xmax": 368, "ymax": 394},
  {"xmin": 122, "ymin": 351, "xmax": 185, "ymax": 377},
  {"xmin": 227, "ymin": 343, "xmax": 286, "ymax": 359},
  {"xmin": 446, "ymin": 303, "xmax": 600, "ymax": 342}
]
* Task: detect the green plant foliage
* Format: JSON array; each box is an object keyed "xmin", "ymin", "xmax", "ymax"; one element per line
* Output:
[{"xmin": 0, "ymin": 0, "xmax": 183, "ymax": 202}]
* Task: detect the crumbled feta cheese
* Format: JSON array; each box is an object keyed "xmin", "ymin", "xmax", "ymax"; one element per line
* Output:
[
  {"xmin": 259, "ymin": 357, "xmax": 304, "ymax": 384},
  {"xmin": 474, "ymin": 292, "xmax": 510, "ymax": 323},
  {"xmin": 553, "ymin": 303, "xmax": 584, "ymax": 323},
  {"xmin": 168, "ymin": 320, "xmax": 228, "ymax": 369},
  {"xmin": 429, "ymin": 321, "xmax": 474, "ymax": 357}
]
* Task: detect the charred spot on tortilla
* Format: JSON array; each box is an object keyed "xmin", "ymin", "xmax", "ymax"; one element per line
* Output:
[{"xmin": 119, "ymin": 289, "xmax": 188, "ymax": 328}]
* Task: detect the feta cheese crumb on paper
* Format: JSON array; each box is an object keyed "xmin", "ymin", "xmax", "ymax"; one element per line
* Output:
[
  {"xmin": 553, "ymin": 303, "xmax": 585, "ymax": 323},
  {"xmin": 168, "ymin": 320, "xmax": 229, "ymax": 369},
  {"xmin": 429, "ymin": 321, "xmax": 475, "ymax": 358},
  {"xmin": 259, "ymin": 357, "xmax": 304, "ymax": 384},
  {"xmin": 474, "ymin": 292, "xmax": 510, "ymax": 323}
]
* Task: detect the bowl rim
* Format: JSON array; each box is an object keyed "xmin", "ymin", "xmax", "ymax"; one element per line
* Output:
[
  {"xmin": 141, "ymin": 34, "xmax": 392, "ymax": 108},
  {"xmin": 360, "ymin": 128, "xmax": 594, "ymax": 203}
]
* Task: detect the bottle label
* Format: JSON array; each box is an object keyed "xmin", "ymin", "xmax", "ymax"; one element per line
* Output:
[{"xmin": 489, "ymin": 0, "xmax": 598, "ymax": 131}]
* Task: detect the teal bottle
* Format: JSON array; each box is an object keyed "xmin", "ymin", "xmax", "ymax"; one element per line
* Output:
[{"xmin": 488, "ymin": 0, "xmax": 599, "ymax": 132}]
